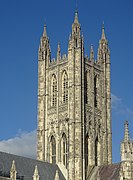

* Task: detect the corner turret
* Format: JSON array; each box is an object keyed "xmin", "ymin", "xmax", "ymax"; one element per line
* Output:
[
  {"xmin": 97, "ymin": 23, "xmax": 112, "ymax": 164},
  {"xmin": 39, "ymin": 24, "xmax": 51, "ymax": 66},
  {"xmin": 121, "ymin": 121, "xmax": 133, "ymax": 161},
  {"xmin": 120, "ymin": 121, "xmax": 133, "ymax": 179},
  {"xmin": 97, "ymin": 23, "xmax": 110, "ymax": 64}
]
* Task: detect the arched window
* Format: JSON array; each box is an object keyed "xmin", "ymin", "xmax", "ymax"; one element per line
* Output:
[
  {"xmin": 50, "ymin": 136, "xmax": 56, "ymax": 164},
  {"xmin": 61, "ymin": 133, "xmax": 68, "ymax": 168},
  {"xmin": 62, "ymin": 71, "xmax": 68, "ymax": 104},
  {"xmin": 51, "ymin": 75, "xmax": 57, "ymax": 107},
  {"xmin": 94, "ymin": 75, "xmax": 97, "ymax": 107}
]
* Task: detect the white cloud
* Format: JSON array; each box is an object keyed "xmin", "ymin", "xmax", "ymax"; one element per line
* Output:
[
  {"xmin": 111, "ymin": 93, "xmax": 122, "ymax": 109},
  {"xmin": 111, "ymin": 93, "xmax": 133, "ymax": 116},
  {"xmin": 0, "ymin": 130, "xmax": 36, "ymax": 159}
]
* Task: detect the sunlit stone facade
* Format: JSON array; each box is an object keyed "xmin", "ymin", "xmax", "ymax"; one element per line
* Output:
[{"xmin": 37, "ymin": 11, "xmax": 112, "ymax": 180}]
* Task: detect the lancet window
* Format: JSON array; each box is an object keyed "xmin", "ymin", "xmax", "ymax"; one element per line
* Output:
[
  {"xmin": 61, "ymin": 133, "xmax": 68, "ymax": 168},
  {"xmin": 51, "ymin": 75, "xmax": 57, "ymax": 106},
  {"xmin": 85, "ymin": 134, "xmax": 89, "ymax": 169},
  {"xmin": 62, "ymin": 71, "xmax": 68, "ymax": 104},
  {"xmin": 50, "ymin": 136, "xmax": 56, "ymax": 164},
  {"xmin": 94, "ymin": 75, "xmax": 97, "ymax": 107}
]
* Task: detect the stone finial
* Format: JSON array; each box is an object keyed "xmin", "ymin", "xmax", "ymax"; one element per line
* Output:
[
  {"xmin": 57, "ymin": 42, "xmax": 61, "ymax": 61},
  {"xmin": 74, "ymin": 9, "xmax": 79, "ymax": 24},
  {"xmin": 43, "ymin": 24, "xmax": 47, "ymax": 37},
  {"xmin": 90, "ymin": 44, "xmax": 94, "ymax": 61},
  {"xmin": 124, "ymin": 121, "xmax": 129, "ymax": 141},
  {"xmin": 97, "ymin": 169, "xmax": 100, "ymax": 180},
  {"xmin": 81, "ymin": 32, "xmax": 84, "ymax": 38},
  {"xmin": 68, "ymin": 33, "xmax": 72, "ymax": 49},
  {"xmin": 33, "ymin": 165, "xmax": 39, "ymax": 180},
  {"xmin": 101, "ymin": 22, "xmax": 106, "ymax": 40},
  {"xmin": 54, "ymin": 170, "xmax": 60, "ymax": 180},
  {"xmin": 10, "ymin": 160, "xmax": 17, "ymax": 180},
  {"xmin": 69, "ymin": 33, "xmax": 72, "ymax": 41}
]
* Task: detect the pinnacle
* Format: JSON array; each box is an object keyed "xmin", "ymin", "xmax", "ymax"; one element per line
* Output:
[
  {"xmin": 124, "ymin": 120, "xmax": 129, "ymax": 142},
  {"xmin": 90, "ymin": 44, "xmax": 94, "ymax": 60},
  {"xmin": 101, "ymin": 22, "xmax": 106, "ymax": 40},
  {"xmin": 57, "ymin": 42, "xmax": 60, "ymax": 51},
  {"xmin": 34, "ymin": 165, "xmax": 39, "ymax": 175},
  {"xmin": 43, "ymin": 24, "xmax": 47, "ymax": 37},
  {"xmin": 69, "ymin": 33, "xmax": 72, "ymax": 41},
  {"xmin": 11, "ymin": 160, "xmax": 16, "ymax": 170},
  {"xmin": 57, "ymin": 42, "xmax": 61, "ymax": 60},
  {"xmin": 91, "ymin": 44, "xmax": 94, "ymax": 51},
  {"xmin": 74, "ymin": 9, "xmax": 79, "ymax": 24},
  {"xmin": 54, "ymin": 170, "xmax": 60, "ymax": 180}
]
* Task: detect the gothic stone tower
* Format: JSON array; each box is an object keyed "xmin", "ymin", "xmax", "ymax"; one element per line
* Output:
[{"xmin": 37, "ymin": 11, "xmax": 112, "ymax": 180}]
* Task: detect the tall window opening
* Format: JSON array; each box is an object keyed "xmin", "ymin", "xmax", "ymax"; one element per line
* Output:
[
  {"xmin": 85, "ymin": 71, "xmax": 88, "ymax": 104},
  {"xmin": 62, "ymin": 71, "xmax": 68, "ymax": 104},
  {"xmin": 85, "ymin": 134, "xmax": 89, "ymax": 170},
  {"xmin": 94, "ymin": 75, "xmax": 97, "ymax": 107},
  {"xmin": 95, "ymin": 137, "xmax": 98, "ymax": 166},
  {"xmin": 62, "ymin": 133, "xmax": 68, "ymax": 168},
  {"xmin": 50, "ymin": 136, "xmax": 56, "ymax": 164},
  {"xmin": 52, "ymin": 75, "xmax": 57, "ymax": 106},
  {"xmin": 75, "ymin": 38, "xmax": 78, "ymax": 47}
]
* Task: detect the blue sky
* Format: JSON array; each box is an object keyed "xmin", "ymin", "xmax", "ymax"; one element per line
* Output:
[{"xmin": 0, "ymin": 0, "xmax": 133, "ymax": 162}]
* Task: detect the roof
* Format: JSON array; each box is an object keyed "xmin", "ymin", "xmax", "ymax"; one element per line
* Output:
[
  {"xmin": 88, "ymin": 163, "xmax": 120, "ymax": 180},
  {"xmin": 0, "ymin": 151, "xmax": 65, "ymax": 180},
  {"xmin": 99, "ymin": 163, "xmax": 120, "ymax": 180}
]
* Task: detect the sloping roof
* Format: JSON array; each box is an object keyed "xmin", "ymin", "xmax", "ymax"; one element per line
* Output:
[
  {"xmin": 99, "ymin": 163, "xmax": 120, "ymax": 180},
  {"xmin": 0, "ymin": 151, "xmax": 66, "ymax": 180}
]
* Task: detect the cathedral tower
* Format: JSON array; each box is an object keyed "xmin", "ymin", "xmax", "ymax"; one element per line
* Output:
[{"xmin": 37, "ymin": 11, "xmax": 112, "ymax": 180}]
